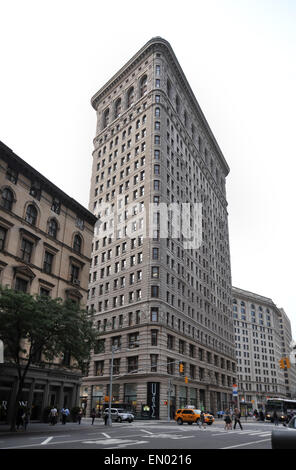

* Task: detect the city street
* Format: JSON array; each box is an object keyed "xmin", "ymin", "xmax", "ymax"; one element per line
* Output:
[{"xmin": 0, "ymin": 418, "xmax": 284, "ymax": 450}]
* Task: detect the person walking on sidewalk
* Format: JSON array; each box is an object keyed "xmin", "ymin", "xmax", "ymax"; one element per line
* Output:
[
  {"xmin": 77, "ymin": 409, "xmax": 83, "ymax": 424},
  {"xmin": 49, "ymin": 406, "xmax": 58, "ymax": 425},
  {"xmin": 23, "ymin": 408, "xmax": 30, "ymax": 431},
  {"xmin": 233, "ymin": 408, "xmax": 243, "ymax": 430},
  {"xmin": 91, "ymin": 408, "xmax": 96, "ymax": 425},
  {"xmin": 273, "ymin": 410, "xmax": 279, "ymax": 426},
  {"xmin": 200, "ymin": 411, "xmax": 207, "ymax": 430},
  {"xmin": 61, "ymin": 407, "xmax": 70, "ymax": 425},
  {"xmin": 224, "ymin": 410, "xmax": 232, "ymax": 430}
]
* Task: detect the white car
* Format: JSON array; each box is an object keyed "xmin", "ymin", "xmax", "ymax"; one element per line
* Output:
[{"xmin": 104, "ymin": 408, "xmax": 134, "ymax": 423}]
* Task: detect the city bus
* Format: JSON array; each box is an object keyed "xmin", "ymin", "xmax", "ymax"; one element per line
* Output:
[{"xmin": 265, "ymin": 398, "xmax": 296, "ymax": 422}]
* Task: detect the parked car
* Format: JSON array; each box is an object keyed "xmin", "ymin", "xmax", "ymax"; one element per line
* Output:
[
  {"xmin": 174, "ymin": 408, "xmax": 215, "ymax": 425},
  {"xmin": 103, "ymin": 408, "xmax": 134, "ymax": 423},
  {"xmin": 271, "ymin": 415, "xmax": 296, "ymax": 449}
]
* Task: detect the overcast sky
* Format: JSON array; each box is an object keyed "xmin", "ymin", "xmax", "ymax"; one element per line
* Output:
[{"xmin": 1, "ymin": 0, "xmax": 296, "ymax": 338}]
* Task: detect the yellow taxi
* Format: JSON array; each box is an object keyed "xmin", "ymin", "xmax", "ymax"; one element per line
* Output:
[{"xmin": 174, "ymin": 408, "xmax": 215, "ymax": 425}]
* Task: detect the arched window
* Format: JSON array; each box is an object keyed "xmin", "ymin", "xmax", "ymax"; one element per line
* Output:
[
  {"xmin": 48, "ymin": 219, "xmax": 58, "ymax": 238},
  {"xmin": 127, "ymin": 87, "xmax": 134, "ymax": 108},
  {"xmin": 1, "ymin": 187, "xmax": 14, "ymax": 211},
  {"xmin": 73, "ymin": 234, "xmax": 82, "ymax": 253},
  {"xmin": 103, "ymin": 108, "xmax": 110, "ymax": 128},
  {"xmin": 140, "ymin": 75, "xmax": 147, "ymax": 97},
  {"xmin": 114, "ymin": 98, "xmax": 122, "ymax": 119},
  {"xmin": 25, "ymin": 204, "xmax": 38, "ymax": 226}
]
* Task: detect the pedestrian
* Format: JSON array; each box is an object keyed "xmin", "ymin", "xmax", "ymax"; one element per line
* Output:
[
  {"xmin": 91, "ymin": 408, "xmax": 96, "ymax": 425},
  {"xmin": 224, "ymin": 410, "xmax": 232, "ymax": 431},
  {"xmin": 49, "ymin": 406, "xmax": 58, "ymax": 425},
  {"xmin": 233, "ymin": 408, "xmax": 243, "ymax": 430},
  {"xmin": 273, "ymin": 410, "xmax": 279, "ymax": 426},
  {"xmin": 77, "ymin": 408, "xmax": 83, "ymax": 424},
  {"xmin": 104, "ymin": 412, "xmax": 109, "ymax": 425},
  {"xmin": 200, "ymin": 411, "xmax": 207, "ymax": 430},
  {"xmin": 61, "ymin": 407, "xmax": 70, "ymax": 425},
  {"xmin": 23, "ymin": 409, "xmax": 30, "ymax": 431},
  {"xmin": 16, "ymin": 407, "xmax": 24, "ymax": 430},
  {"xmin": 259, "ymin": 410, "xmax": 265, "ymax": 422}
]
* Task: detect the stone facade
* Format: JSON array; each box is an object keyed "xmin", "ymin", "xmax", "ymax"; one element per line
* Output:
[
  {"xmin": 83, "ymin": 37, "xmax": 236, "ymax": 419},
  {"xmin": 0, "ymin": 141, "xmax": 97, "ymax": 422},
  {"xmin": 232, "ymin": 286, "xmax": 287, "ymax": 412}
]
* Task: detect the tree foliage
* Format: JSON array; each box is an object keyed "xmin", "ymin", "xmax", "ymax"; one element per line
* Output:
[{"xmin": 0, "ymin": 286, "xmax": 97, "ymax": 430}]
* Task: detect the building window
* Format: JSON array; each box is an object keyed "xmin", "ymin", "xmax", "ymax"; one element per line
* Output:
[
  {"xmin": 175, "ymin": 95, "xmax": 180, "ymax": 113},
  {"xmin": 153, "ymin": 180, "xmax": 160, "ymax": 191},
  {"xmin": 151, "ymin": 266, "xmax": 159, "ymax": 279},
  {"xmin": 73, "ymin": 234, "xmax": 82, "ymax": 253},
  {"xmin": 151, "ymin": 307, "xmax": 159, "ymax": 322},
  {"xmin": 151, "ymin": 285, "xmax": 159, "ymax": 298},
  {"xmin": 127, "ymin": 87, "xmax": 134, "ymax": 108},
  {"xmin": 51, "ymin": 197, "xmax": 61, "ymax": 214},
  {"xmin": 20, "ymin": 238, "xmax": 33, "ymax": 263},
  {"xmin": 29, "ymin": 181, "xmax": 41, "ymax": 200},
  {"xmin": 152, "ymin": 247, "xmax": 159, "ymax": 259},
  {"xmin": 43, "ymin": 251, "xmax": 54, "ymax": 274},
  {"xmin": 167, "ymin": 79, "xmax": 172, "ymax": 99},
  {"xmin": 25, "ymin": 204, "xmax": 37, "ymax": 226},
  {"xmin": 76, "ymin": 218, "xmax": 84, "ymax": 230},
  {"xmin": 128, "ymin": 332, "xmax": 139, "ymax": 349},
  {"xmin": 48, "ymin": 219, "xmax": 58, "ymax": 238},
  {"xmin": 40, "ymin": 287, "xmax": 50, "ymax": 296},
  {"xmin": 70, "ymin": 264, "xmax": 80, "ymax": 285},
  {"xmin": 151, "ymin": 330, "xmax": 158, "ymax": 346},
  {"xmin": 103, "ymin": 108, "xmax": 110, "ymax": 128},
  {"xmin": 0, "ymin": 227, "xmax": 7, "ymax": 251},
  {"xmin": 1, "ymin": 188, "xmax": 14, "ymax": 211},
  {"xmin": 6, "ymin": 167, "xmax": 18, "ymax": 184},
  {"xmin": 140, "ymin": 75, "xmax": 147, "ymax": 97},
  {"xmin": 15, "ymin": 277, "xmax": 28, "ymax": 293},
  {"xmin": 127, "ymin": 356, "xmax": 138, "ymax": 373},
  {"xmin": 150, "ymin": 354, "xmax": 158, "ymax": 372},
  {"xmin": 115, "ymin": 98, "xmax": 122, "ymax": 119}
]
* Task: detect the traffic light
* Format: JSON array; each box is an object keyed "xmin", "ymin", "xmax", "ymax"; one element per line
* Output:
[
  {"xmin": 185, "ymin": 376, "xmax": 188, "ymax": 384},
  {"xmin": 179, "ymin": 362, "xmax": 184, "ymax": 373},
  {"xmin": 285, "ymin": 357, "xmax": 291, "ymax": 369},
  {"xmin": 279, "ymin": 358, "xmax": 291, "ymax": 369},
  {"xmin": 164, "ymin": 400, "xmax": 168, "ymax": 406}
]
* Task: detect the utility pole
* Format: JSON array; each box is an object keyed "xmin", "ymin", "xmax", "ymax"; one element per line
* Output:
[
  {"xmin": 108, "ymin": 346, "xmax": 115, "ymax": 426},
  {"xmin": 168, "ymin": 378, "xmax": 171, "ymax": 422}
]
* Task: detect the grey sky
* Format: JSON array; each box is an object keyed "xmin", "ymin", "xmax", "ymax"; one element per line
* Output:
[{"xmin": 1, "ymin": 0, "xmax": 296, "ymax": 337}]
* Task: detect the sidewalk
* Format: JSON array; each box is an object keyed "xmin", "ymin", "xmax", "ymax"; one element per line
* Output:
[{"xmin": 0, "ymin": 418, "xmax": 166, "ymax": 435}]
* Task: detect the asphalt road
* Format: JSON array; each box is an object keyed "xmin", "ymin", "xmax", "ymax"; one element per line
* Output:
[{"xmin": 0, "ymin": 418, "xmax": 283, "ymax": 450}]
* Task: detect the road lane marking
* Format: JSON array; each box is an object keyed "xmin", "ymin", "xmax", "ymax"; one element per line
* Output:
[
  {"xmin": 221, "ymin": 438, "xmax": 270, "ymax": 449},
  {"xmin": 41, "ymin": 437, "xmax": 53, "ymax": 445},
  {"xmin": 141, "ymin": 430, "xmax": 153, "ymax": 435},
  {"xmin": 102, "ymin": 433, "xmax": 110, "ymax": 438}
]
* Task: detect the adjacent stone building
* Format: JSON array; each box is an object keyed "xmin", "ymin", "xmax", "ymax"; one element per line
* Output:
[
  {"xmin": 83, "ymin": 37, "xmax": 236, "ymax": 419},
  {"xmin": 0, "ymin": 141, "xmax": 97, "ymax": 422},
  {"xmin": 232, "ymin": 286, "xmax": 288, "ymax": 413}
]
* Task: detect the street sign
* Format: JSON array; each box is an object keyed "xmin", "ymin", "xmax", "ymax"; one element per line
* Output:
[{"xmin": 232, "ymin": 384, "xmax": 238, "ymax": 396}]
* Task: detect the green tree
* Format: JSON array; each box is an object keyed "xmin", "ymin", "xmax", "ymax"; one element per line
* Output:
[{"xmin": 0, "ymin": 286, "xmax": 97, "ymax": 431}]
